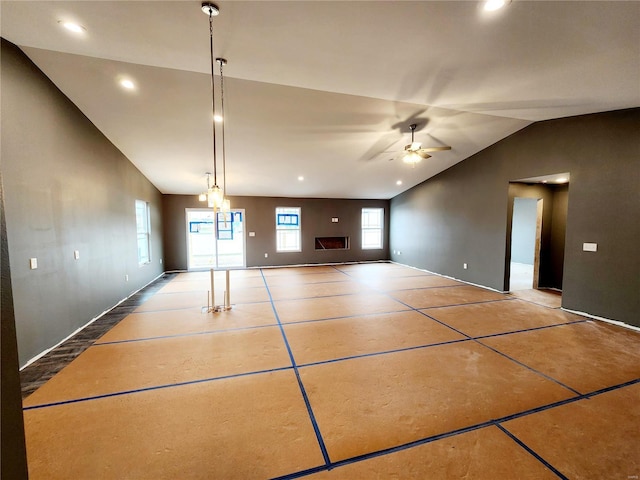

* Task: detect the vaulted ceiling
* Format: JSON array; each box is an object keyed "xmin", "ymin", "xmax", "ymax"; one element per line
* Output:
[{"xmin": 2, "ymin": 1, "xmax": 639, "ymax": 198}]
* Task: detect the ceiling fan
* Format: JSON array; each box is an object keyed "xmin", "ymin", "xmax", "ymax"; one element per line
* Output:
[{"xmin": 400, "ymin": 123, "xmax": 451, "ymax": 166}]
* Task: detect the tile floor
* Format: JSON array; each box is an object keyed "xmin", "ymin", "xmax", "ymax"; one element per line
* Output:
[{"xmin": 21, "ymin": 263, "xmax": 640, "ymax": 479}]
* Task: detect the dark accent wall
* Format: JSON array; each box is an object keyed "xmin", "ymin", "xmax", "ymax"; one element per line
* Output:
[
  {"xmin": 390, "ymin": 109, "xmax": 639, "ymax": 327},
  {"xmin": 2, "ymin": 40, "xmax": 164, "ymax": 366},
  {"xmin": 1, "ymin": 173, "xmax": 29, "ymax": 480},
  {"xmin": 163, "ymin": 195, "xmax": 389, "ymax": 270}
]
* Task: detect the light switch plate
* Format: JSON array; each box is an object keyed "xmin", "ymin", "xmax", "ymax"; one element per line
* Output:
[
  {"xmin": 583, "ymin": 242, "xmax": 598, "ymax": 252},
  {"xmin": 29, "ymin": 257, "xmax": 38, "ymax": 269},
  {"xmin": 74, "ymin": 250, "xmax": 80, "ymax": 260},
  {"xmin": 249, "ymin": 232, "xmax": 256, "ymax": 237}
]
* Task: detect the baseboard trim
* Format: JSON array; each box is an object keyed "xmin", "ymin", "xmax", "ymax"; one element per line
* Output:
[{"xmin": 561, "ymin": 308, "xmax": 640, "ymax": 333}]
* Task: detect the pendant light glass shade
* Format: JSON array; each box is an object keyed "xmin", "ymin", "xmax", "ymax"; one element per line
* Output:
[{"xmin": 207, "ymin": 185, "xmax": 224, "ymax": 208}]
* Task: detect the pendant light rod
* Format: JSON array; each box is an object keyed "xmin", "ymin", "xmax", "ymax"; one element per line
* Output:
[
  {"xmin": 203, "ymin": 2, "xmax": 220, "ymax": 187},
  {"xmin": 217, "ymin": 57, "xmax": 227, "ymax": 196}
]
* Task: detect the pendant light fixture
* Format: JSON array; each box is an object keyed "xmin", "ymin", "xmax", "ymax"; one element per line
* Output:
[
  {"xmin": 198, "ymin": 2, "xmax": 233, "ymax": 314},
  {"xmin": 198, "ymin": 2, "xmax": 226, "ymax": 211}
]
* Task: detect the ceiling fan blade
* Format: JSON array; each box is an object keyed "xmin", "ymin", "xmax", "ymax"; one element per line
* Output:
[
  {"xmin": 418, "ymin": 145, "xmax": 451, "ymax": 153},
  {"xmin": 417, "ymin": 151, "xmax": 432, "ymax": 160}
]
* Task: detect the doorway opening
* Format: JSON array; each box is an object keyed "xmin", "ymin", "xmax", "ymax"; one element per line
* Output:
[
  {"xmin": 505, "ymin": 174, "xmax": 569, "ymax": 305},
  {"xmin": 509, "ymin": 197, "xmax": 543, "ymax": 291},
  {"xmin": 186, "ymin": 208, "xmax": 246, "ymax": 270}
]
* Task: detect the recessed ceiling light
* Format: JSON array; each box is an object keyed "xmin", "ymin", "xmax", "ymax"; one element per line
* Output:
[
  {"xmin": 213, "ymin": 114, "xmax": 223, "ymax": 123},
  {"xmin": 396, "ymin": 180, "xmax": 403, "ymax": 186},
  {"xmin": 484, "ymin": 0, "xmax": 509, "ymax": 11},
  {"xmin": 298, "ymin": 176, "xmax": 304, "ymax": 181},
  {"xmin": 119, "ymin": 79, "xmax": 136, "ymax": 90},
  {"xmin": 58, "ymin": 21, "xmax": 86, "ymax": 34}
]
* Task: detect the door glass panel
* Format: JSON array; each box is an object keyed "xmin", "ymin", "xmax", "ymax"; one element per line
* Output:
[{"xmin": 187, "ymin": 209, "xmax": 245, "ymax": 270}]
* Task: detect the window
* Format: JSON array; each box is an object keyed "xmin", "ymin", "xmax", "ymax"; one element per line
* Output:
[
  {"xmin": 362, "ymin": 208, "xmax": 383, "ymax": 249},
  {"xmin": 276, "ymin": 207, "xmax": 301, "ymax": 252},
  {"xmin": 135, "ymin": 200, "xmax": 151, "ymax": 265}
]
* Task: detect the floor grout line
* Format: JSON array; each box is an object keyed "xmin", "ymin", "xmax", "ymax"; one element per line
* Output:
[
  {"xmin": 507, "ymin": 295, "xmax": 563, "ymax": 310},
  {"xmin": 415, "ymin": 297, "xmax": 516, "ymax": 309},
  {"xmin": 259, "ymin": 268, "xmax": 332, "ymax": 468},
  {"xmin": 494, "ymin": 423, "xmax": 569, "ymax": 479},
  {"xmin": 270, "ymin": 377, "xmax": 640, "ymax": 480},
  {"xmin": 340, "ymin": 272, "xmax": 588, "ymax": 398},
  {"xmin": 93, "ymin": 322, "xmax": 281, "ymax": 346},
  {"xmin": 416, "ymin": 305, "xmax": 584, "ymax": 396},
  {"xmin": 23, "ymin": 365, "xmax": 294, "ymax": 411},
  {"xmin": 472, "ymin": 319, "xmax": 589, "ymax": 340},
  {"xmin": 475, "ymin": 339, "xmax": 583, "ymax": 396},
  {"xmin": 297, "ymin": 338, "xmax": 472, "ymax": 368}
]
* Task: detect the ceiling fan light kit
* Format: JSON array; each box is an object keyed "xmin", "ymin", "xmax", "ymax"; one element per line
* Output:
[{"xmin": 400, "ymin": 123, "xmax": 451, "ymax": 167}]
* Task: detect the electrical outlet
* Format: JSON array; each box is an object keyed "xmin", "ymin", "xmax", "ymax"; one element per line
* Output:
[
  {"xmin": 74, "ymin": 250, "xmax": 80, "ymax": 260},
  {"xmin": 463, "ymin": 263, "xmax": 468, "ymax": 269},
  {"xmin": 125, "ymin": 274, "xmax": 129, "ymax": 282},
  {"xmin": 264, "ymin": 253, "xmax": 268, "ymax": 258}
]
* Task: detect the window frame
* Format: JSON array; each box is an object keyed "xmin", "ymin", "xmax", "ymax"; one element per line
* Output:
[
  {"xmin": 361, "ymin": 207, "xmax": 384, "ymax": 250},
  {"xmin": 275, "ymin": 206, "xmax": 302, "ymax": 253},
  {"xmin": 135, "ymin": 200, "xmax": 151, "ymax": 265}
]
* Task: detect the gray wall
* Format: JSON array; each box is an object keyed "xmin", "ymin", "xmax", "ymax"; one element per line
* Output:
[
  {"xmin": 390, "ymin": 109, "xmax": 639, "ymax": 327},
  {"xmin": 163, "ymin": 195, "xmax": 389, "ymax": 270},
  {"xmin": 2, "ymin": 40, "xmax": 164, "ymax": 366},
  {"xmin": 511, "ymin": 197, "xmax": 538, "ymax": 265}
]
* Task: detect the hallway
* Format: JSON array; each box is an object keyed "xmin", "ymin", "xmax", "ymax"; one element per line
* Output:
[{"xmin": 21, "ymin": 263, "xmax": 640, "ymax": 479}]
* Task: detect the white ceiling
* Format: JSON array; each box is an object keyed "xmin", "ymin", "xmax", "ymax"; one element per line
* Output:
[{"xmin": 2, "ymin": 1, "xmax": 639, "ymax": 199}]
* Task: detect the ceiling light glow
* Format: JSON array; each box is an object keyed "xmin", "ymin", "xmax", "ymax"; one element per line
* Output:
[
  {"xmin": 298, "ymin": 176, "xmax": 304, "ymax": 181},
  {"xmin": 403, "ymin": 152, "xmax": 422, "ymax": 165},
  {"xmin": 556, "ymin": 177, "xmax": 568, "ymax": 183},
  {"xmin": 59, "ymin": 21, "xmax": 86, "ymax": 34},
  {"xmin": 396, "ymin": 180, "xmax": 403, "ymax": 186},
  {"xmin": 119, "ymin": 79, "xmax": 136, "ymax": 90},
  {"xmin": 214, "ymin": 114, "xmax": 223, "ymax": 123},
  {"xmin": 484, "ymin": 0, "xmax": 507, "ymax": 11}
]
